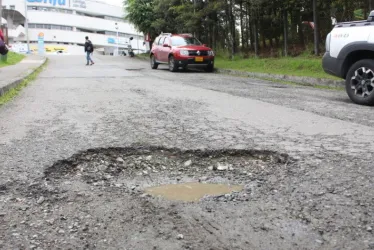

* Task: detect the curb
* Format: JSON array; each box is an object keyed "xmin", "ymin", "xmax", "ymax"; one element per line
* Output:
[
  {"xmin": 135, "ymin": 55, "xmax": 344, "ymax": 88},
  {"xmin": 0, "ymin": 57, "xmax": 47, "ymax": 97},
  {"xmin": 136, "ymin": 55, "xmax": 148, "ymax": 61},
  {"xmin": 214, "ymin": 68, "xmax": 345, "ymax": 88}
]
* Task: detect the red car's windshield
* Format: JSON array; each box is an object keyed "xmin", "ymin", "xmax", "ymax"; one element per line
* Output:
[{"xmin": 171, "ymin": 36, "xmax": 202, "ymax": 46}]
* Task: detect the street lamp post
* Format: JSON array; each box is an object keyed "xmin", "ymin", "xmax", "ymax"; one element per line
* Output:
[
  {"xmin": 115, "ymin": 22, "xmax": 119, "ymax": 56},
  {"xmin": 24, "ymin": 0, "xmax": 30, "ymax": 53},
  {"xmin": 137, "ymin": 33, "xmax": 139, "ymax": 55},
  {"xmin": 193, "ymin": 0, "xmax": 195, "ymax": 37},
  {"xmin": 0, "ymin": 0, "xmax": 3, "ymax": 27}
]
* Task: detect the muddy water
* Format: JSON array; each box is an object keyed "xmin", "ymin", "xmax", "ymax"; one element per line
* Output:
[{"xmin": 145, "ymin": 183, "xmax": 243, "ymax": 202}]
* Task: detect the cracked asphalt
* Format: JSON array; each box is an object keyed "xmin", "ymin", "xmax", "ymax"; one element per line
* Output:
[{"xmin": 0, "ymin": 55, "xmax": 373, "ymax": 250}]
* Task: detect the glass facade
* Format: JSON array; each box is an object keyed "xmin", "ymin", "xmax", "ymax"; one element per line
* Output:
[
  {"xmin": 29, "ymin": 23, "xmax": 73, "ymax": 31},
  {"xmin": 28, "ymin": 5, "xmax": 73, "ymax": 14},
  {"xmin": 17, "ymin": 4, "xmax": 143, "ymax": 48},
  {"xmin": 26, "ymin": 5, "xmax": 133, "ymax": 37},
  {"xmin": 27, "ymin": 6, "xmax": 126, "ymax": 24}
]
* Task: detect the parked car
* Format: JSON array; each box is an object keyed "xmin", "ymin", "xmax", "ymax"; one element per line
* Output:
[
  {"xmin": 323, "ymin": 10, "xmax": 374, "ymax": 106},
  {"xmin": 150, "ymin": 33, "xmax": 215, "ymax": 72}
]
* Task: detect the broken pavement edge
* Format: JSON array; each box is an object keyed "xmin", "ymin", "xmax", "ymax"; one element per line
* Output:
[{"xmin": 0, "ymin": 57, "xmax": 47, "ymax": 97}]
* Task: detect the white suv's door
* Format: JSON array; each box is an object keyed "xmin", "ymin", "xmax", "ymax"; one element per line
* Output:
[{"xmin": 330, "ymin": 26, "xmax": 371, "ymax": 58}]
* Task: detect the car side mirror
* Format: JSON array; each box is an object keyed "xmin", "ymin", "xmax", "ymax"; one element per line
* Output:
[{"xmin": 163, "ymin": 43, "xmax": 170, "ymax": 48}]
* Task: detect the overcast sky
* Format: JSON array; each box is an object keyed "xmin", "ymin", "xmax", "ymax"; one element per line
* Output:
[{"xmin": 104, "ymin": 0, "xmax": 123, "ymax": 7}]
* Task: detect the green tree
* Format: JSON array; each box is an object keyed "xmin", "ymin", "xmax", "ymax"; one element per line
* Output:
[{"xmin": 124, "ymin": 0, "xmax": 374, "ymax": 57}]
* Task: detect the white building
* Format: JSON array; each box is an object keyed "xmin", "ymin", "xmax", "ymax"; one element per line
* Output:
[{"xmin": 1, "ymin": 0, "xmax": 146, "ymax": 55}]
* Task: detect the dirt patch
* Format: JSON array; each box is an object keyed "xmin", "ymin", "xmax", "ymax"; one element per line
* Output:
[
  {"xmin": 145, "ymin": 183, "xmax": 243, "ymax": 202},
  {"xmin": 42, "ymin": 147, "xmax": 290, "ymax": 201},
  {"xmin": 4, "ymin": 147, "xmax": 369, "ymax": 250}
]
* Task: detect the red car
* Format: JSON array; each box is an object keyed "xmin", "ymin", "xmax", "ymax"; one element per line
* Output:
[{"xmin": 150, "ymin": 33, "xmax": 215, "ymax": 72}]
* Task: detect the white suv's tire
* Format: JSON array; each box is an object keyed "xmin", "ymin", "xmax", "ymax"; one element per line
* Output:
[{"xmin": 346, "ymin": 59, "xmax": 374, "ymax": 106}]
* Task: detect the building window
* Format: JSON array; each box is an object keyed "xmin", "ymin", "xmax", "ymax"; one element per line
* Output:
[
  {"xmin": 29, "ymin": 23, "xmax": 73, "ymax": 31},
  {"xmin": 104, "ymin": 16, "xmax": 125, "ymax": 22},
  {"xmin": 76, "ymin": 28, "xmax": 94, "ymax": 33},
  {"xmin": 105, "ymin": 31, "xmax": 129, "ymax": 37},
  {"xmin": 27, "ymin": 6, "xmax": 73, "ymax": 14}
]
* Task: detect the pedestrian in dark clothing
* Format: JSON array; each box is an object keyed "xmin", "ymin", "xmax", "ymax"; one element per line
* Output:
[
  {"xmin": 0, "ymin": 29, "xmax": 8, "ymax": 56},
  {"xmin": 84, "ymin": 36, "xmax": 94, "ymax": 66}
]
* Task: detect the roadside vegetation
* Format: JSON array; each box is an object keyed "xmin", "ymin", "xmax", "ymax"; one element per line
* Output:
[
  {"xmin": 0, "ymin": 52, "xmax": 25, "ymax": 68},
  {"xmin": 126, "ymin": 0, "xmax": 367, "ymax": 78},
  {"xmin": 215, "ymin": 54, "xmax": 339, "ymax": 80},
  {"xmin": 125, "ymin": 0, "xmax": 367, "ymax": 57},
  {"xmin": 0, "ymin": 60, "xmax": 47, "ymax": 106}
]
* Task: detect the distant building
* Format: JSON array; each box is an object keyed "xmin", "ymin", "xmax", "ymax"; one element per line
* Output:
[{"xmin": 1, "ymin": 0, "xmax": 145, "ymax": 55}]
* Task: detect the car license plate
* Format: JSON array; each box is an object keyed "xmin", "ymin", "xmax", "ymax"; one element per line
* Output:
[{"xmin": 195, "ymin": 57, "xmax": 203, "ymax": 62}]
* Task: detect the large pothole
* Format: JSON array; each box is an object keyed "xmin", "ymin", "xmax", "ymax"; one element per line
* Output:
[
  {"xmin": 43, "ymin": 146, "xmax": 292, "ymax": 203},
  {"xmin": 1, "ymin": 147, "xmax": 305, "ymax": 250}
]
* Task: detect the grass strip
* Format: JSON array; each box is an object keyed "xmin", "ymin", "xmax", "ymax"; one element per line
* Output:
[
  {"xmin": 0, "ymin": 59, "xmax": 48, "ymax": 106},
  {"xmin": 137, "ymin": 52, "xmax": 342, "ymax": 89},
  {"xmin": 214, "ymin": 56, "xmax": 340, "ymax": 81},
  {"xmin": 0, "ymin": 52, "xmax": 25, "ymax": 68}
]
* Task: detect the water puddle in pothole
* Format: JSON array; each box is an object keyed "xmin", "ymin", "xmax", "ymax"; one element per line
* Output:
[{"xmin": 145, "ymin": 183, "xmax": 243, "ymax": 202}]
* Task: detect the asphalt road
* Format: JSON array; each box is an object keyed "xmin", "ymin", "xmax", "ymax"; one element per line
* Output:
[{"xmin": 0, "ymin": 55, "xmax": 373, "ymax": 250}]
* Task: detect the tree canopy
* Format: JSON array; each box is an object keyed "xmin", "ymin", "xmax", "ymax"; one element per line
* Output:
[{"xmin": 125, "ymin": 0, "xmax": 374, "ymax": 57}]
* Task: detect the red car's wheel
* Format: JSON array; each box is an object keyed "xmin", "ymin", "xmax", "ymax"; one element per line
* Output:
[
  {"xmin": 150, "ymin": 54, "xmax": 159, "ymax": 69},
  {"xmin": 168, "ymin": 56, "xmax": 179, "ymax": 72}
]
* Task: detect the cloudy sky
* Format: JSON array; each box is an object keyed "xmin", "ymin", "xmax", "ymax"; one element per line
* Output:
[{"xmin": 104, "ymin": 0, "xmax": 123, "ymax": 6}]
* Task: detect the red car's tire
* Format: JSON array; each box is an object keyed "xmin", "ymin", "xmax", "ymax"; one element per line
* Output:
[
  {"xmin": 168, "ymin": 56, "xmax": 179, "ymax": 72},
  {"xmin": 150, "ymin": 54, "xmax": 159, "ymax": 70}
]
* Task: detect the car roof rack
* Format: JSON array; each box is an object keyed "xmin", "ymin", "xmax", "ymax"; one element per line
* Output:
[
  {"xmin": 160, "ymin": 32, "xmax": 172, "ymax": 36},
  {"xmin": 178, "ymin": 33, "xmax": 193, "ymax": 37}
]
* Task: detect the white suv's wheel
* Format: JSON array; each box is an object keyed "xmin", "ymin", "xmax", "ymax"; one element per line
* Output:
[{"xmin": 346, "ymin": 59, "xmax": 374, "ymax": 106}]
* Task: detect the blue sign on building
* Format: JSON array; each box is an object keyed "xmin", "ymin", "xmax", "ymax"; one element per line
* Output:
[{"xmin": 27, "ymin": 0, "xmax": 66, "ymax": 6}]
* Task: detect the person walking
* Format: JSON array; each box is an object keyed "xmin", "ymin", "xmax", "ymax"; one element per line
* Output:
[
  {"xmin": 0, "ymin": 29, "xmax": 4, "ymax": 42},
  {"xmin": 84, "ymin": 36, "xmax": 94, "ymax": 66},
  {"xmin": 0, "ymin": 28, "xmax": 8, "ymax": 56}
]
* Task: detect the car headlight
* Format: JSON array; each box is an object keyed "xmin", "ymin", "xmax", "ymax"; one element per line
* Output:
[
  {"xmin": 180, "ymin": 50, "xmax": 189, "ymax": 56},
  {"xmin": 208, "ymin": 50, "xmax": 215, "ymax": 56}
]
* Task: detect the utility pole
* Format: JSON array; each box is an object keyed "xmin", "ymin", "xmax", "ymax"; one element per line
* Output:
[
  {"xmin": 283, "ymin": 9, "xmax": 288, "ymax": 57},
  {"xmin": 137, "ymin": 33, "xmax": 139, "ymax": 54},
  {"xmin": 0, "ymin": 0, "xmax": 3, "ymax": 28},
  {"xmin": 24, "ymin": 0, "xmax": 30, "ymax": 53},
  {"xmin": 115, "ymin": 23, "xmax": 119, "ymax": 56},
  {"xmin": 313, "ymin": 0, "xmax": 320, "ymax": 56},
  {"xmin": 193, "ymin": 0, "xmax": 196, "ymax": 37}
]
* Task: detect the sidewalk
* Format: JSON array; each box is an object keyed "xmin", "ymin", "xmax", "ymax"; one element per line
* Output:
[{"xmin": 0, "ymin": 54, "xmax": 46, "ymax": 96}]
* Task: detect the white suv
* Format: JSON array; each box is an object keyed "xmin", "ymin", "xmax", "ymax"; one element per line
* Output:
[{"xmin": 323, "ymin": 11, "xmax": 374, "ymax": 106}]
